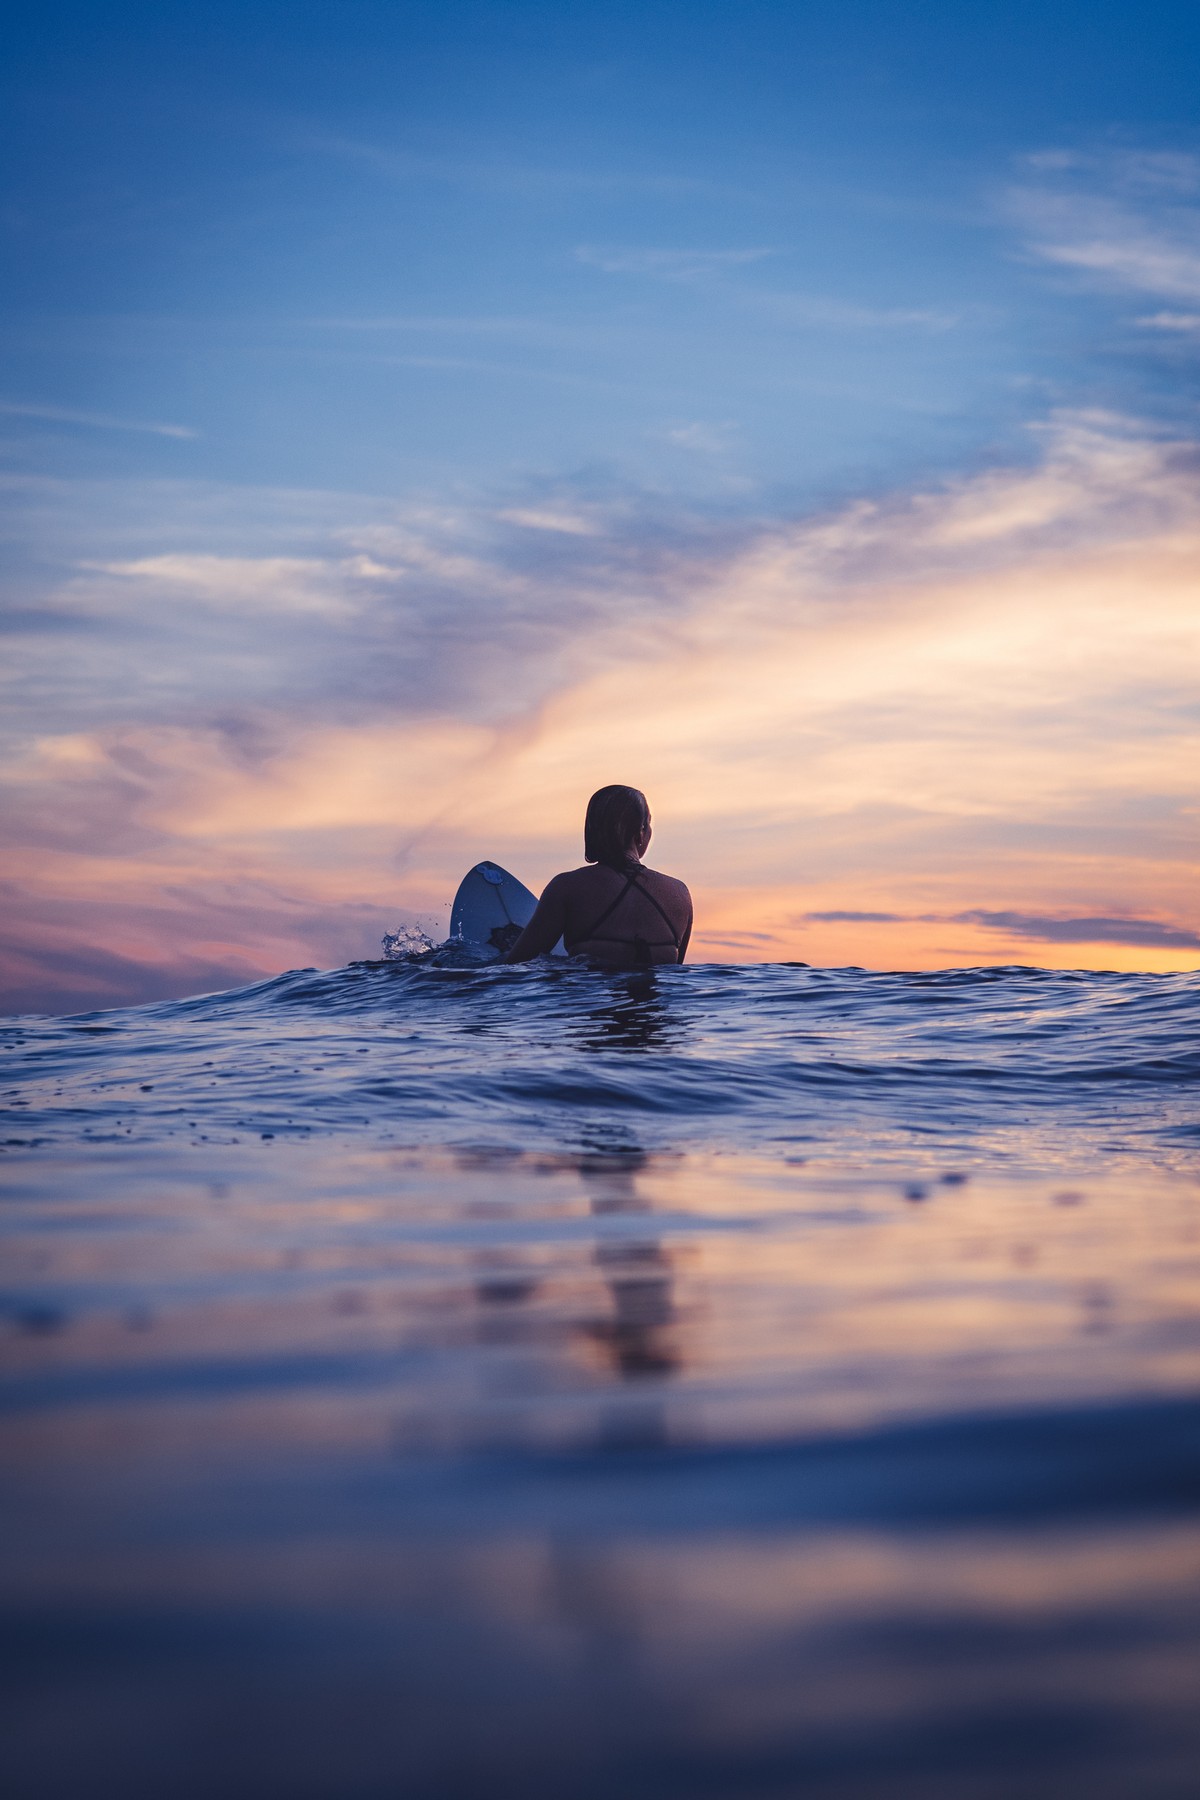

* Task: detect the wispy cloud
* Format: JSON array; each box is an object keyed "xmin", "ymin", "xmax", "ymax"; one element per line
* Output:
[
  {"xmin": 576, "ymin": 244, "xmax": 774, "ymax": 279},
  {"xmin": 3, "ymin": 407, "xmax": 1199, "ymax": 1004},
  {"xmin": 7, "ymin": 409, "xmax": 1197, "ymax": 744},
  {"xmin": 692, "ymin": 930, "xmax": 781, "ymax": 948},
  {"xmin": 95, "ymin": 553, "xmax": 366, "ymax": 618},
  {"xmin": 305, "ymin": 133, "xmax": 745, "ymax": 202},
  {"xmin": 958, "ymin": 910, "xmax": 1200, "ymax": 949},
  {"xmin": 497, "ymin": 507, "xmax": 603, "ymax": 536},
  {"xmin": 662, "ymin": 421, "xmax": 738, "ymax": 455},
  {"xmin": 1037, "ymin": 222, "xmax": 1200, "ymax": 301},
  {"xmin": 1135, "ymin": 310, "xmax": 1200, "ymax": 333},
  {"xmin": 574, "ymin": 246, "xmax": 958, "ymax": 330},
  {"xmin": 805, "ymin": 909, "xmax": 1200, "ymax": 949},
  {"xmin": 1023, "ymin": 148, "xmax": 1200, "ymax": 195},
  {"xmin": 1012, "ymin": 149, "xmax": 1200, "ymax": 306},
  {"xmin": 806, "ymin": 911, "xmax": 905, "ymax": 924},
  {"xmin": 761, "ymin": 295, "xmax": 961, "ymax": 331},
  {"xmin": 0, "ymin": 401, "xmax": 196, "ymax": 439},
  {"xmin": 304, "ymin": 315, "xmax": 537, "ymax": 332},
  {"xmin": 302, "ymin": 315, "xmax": 593, "ymax": 353}
]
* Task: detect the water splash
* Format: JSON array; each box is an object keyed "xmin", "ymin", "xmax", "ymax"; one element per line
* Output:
[{"xmin": 381, "ymin": 922, "xmax": 436, "ymax": 959}]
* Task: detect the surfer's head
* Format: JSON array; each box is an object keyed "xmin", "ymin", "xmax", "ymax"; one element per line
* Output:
[{"xmin": 584, "ymin": 785, "xmax": 651, "ymax": 867}]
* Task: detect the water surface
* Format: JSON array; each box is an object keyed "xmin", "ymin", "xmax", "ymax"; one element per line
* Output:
[{"xmin": 3, "ymin": 960, "xmax": 1199, "ymax": 1797}]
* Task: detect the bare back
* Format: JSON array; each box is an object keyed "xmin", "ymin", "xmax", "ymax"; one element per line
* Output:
[{"xmin": 506, "ymin": 863, "xmax": 693, "ymax": 966}]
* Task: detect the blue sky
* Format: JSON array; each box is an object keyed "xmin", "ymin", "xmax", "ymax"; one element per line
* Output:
[
  {"xmin": 3, "ymin": 3, "xmax": 1200, "ymax": 1008},
  {"xmin": 5, "ymin": 1, "xmax": 1199, "ymax": 503}
]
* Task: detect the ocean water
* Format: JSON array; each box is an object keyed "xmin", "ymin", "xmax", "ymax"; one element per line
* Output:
[{"xmin": 3, "ymin": 957, "xmax": 1200, "ymax": 1798}]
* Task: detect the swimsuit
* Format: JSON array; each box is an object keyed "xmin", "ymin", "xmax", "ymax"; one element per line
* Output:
[{"xmin": 572, "ymin": 864, "xmax": 683, "ymax": 965}]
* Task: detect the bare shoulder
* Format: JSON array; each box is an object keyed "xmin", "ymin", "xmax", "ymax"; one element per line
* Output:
[
  {"xmin": 540, "ymin": 866, "xmax": 593, "ymax": 901},
  {"xmin": 644, "ymin": 868, "xmax": 692, "ymax": 904}
]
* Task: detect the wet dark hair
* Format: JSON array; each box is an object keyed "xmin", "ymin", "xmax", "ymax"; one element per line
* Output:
[{"xmin": 584, "ymin": 785, "xmax": 650, "ymax": 868}]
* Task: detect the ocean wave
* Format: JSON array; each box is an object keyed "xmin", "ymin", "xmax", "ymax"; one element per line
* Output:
[{"xmin": 2, "ymin": 960, "xmax": 1197, "ymax": 1170}]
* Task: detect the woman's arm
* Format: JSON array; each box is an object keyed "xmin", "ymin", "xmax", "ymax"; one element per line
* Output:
[
  {"xmin": 504, "ymin": 875, "xmax": 568, "ymax": 962},
  {"xmin": 677, "ymin": 894, "xmax": 693, "ymax": 965}
]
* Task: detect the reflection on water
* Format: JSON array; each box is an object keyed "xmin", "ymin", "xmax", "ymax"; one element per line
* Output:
[
  {"xmin": 581, "ymin": 1152, "xmax": 677, "ymax": 1380},
  {"xmin": 575, "ymin": 970, "xmax": 679, "ymax": 1054},
  {"xmin": 2, "ymin": 1141, "xmax": 1200, "ymax": 1797},
  {"xmin": 467, "ymin": 1151, "xmax": 680, "ymax": 1444},
  {"xmin": 580, "ymin": 1153, "xmax": 678, "ymax": 1450}
]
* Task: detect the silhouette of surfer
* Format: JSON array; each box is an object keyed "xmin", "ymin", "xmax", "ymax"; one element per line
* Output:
[{"xmin": 505, "ymin": 785, "xmax": 693, "ymax": 967}]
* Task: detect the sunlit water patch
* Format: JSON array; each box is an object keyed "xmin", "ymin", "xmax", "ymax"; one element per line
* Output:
[{"xmin": 2, "ymin": 961, "xmax": 1199, "ymax": 1797}]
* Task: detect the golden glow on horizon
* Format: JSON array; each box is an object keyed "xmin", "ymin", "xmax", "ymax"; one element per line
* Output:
[{"xmin": 4, "ymin": 417, "xmax": 1199, "ymax": 1000}]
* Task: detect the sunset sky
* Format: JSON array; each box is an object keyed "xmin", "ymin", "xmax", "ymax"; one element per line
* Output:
[{"xmin": 2, "ymin": 1, "xmax": 1199, "ymax": 1011}]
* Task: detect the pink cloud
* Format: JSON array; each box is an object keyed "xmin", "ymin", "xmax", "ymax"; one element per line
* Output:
[{"xmin": 2, "ymin": 411, "xmax": 1198, "ymax": 1008}]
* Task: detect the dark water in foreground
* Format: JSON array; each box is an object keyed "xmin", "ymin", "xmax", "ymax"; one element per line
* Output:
[{"xmin": 2, "ymin": 960, "xmax": 1199, "ymax": 1797}]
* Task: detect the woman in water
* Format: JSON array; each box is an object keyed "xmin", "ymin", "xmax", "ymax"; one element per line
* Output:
[{"xmin": 505, "ymin": 785, "xmax": 693, "ymax": 966}]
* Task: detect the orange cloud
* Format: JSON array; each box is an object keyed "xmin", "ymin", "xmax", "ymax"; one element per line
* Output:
[{"xmin": 2, "ymin": 414, "xmax": 1198, "ymax": 1008}]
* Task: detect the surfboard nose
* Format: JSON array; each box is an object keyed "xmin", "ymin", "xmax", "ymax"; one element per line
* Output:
[{"xmin": 449, "ymin": 861, "xmax": 539, "ymax": 954}]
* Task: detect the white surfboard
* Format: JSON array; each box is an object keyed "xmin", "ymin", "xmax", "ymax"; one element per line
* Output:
[{"xmin": 449, "ymin": 861, "xmax": 539, "ymax": 956}]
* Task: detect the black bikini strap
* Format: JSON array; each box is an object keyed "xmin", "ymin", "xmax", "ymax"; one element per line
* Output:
[
  {"xmin": 632, "ymin": 880, "xmax": 682, "ymax": 949},
  {"xmin": 580, "ymin": 869, "xmax": 681, "ymax": 951},
  {"xmin": 580, "ymin": 872, "xmax": 642, "ymax": 945}
]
